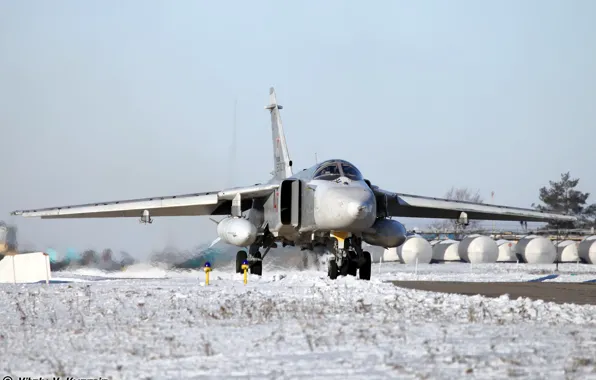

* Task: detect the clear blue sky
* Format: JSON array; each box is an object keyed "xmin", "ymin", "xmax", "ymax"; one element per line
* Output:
[{"xmin": 1, "ymin": 1, "xmax": 594, "ymax": 257}]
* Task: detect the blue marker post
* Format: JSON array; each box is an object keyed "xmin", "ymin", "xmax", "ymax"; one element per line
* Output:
[
  {"xmin": 203, "ymin": 261, "xmax": 212, "ymax": 285},
  {"xmin": 242, "ymin": 259, "xmax": 249, "ymax": 285}
]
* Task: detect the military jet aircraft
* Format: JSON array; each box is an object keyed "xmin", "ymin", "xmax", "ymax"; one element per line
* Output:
[{"xmin": 10, "ymin": 88, "xmax": 576, "ymax": 280}]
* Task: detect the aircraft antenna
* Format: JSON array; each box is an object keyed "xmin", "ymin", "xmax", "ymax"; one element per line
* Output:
[{"xmin": 228, "ymin": 97, "xmax": 238, "ymax": 187}]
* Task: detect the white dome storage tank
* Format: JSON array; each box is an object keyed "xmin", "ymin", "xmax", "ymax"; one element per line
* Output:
[
  {"xmin": 515, "ymin": 235, "xmax": 556, "ymax": 264},
  {"xmin": 458, "ymin": 234, "xmax": 498, "ymax": 263},
  {"xmin": 496, "ymin": 239, "xmax": 517, "ymax": 262},
  {"xmin": 364, "ymin": 243, "xmax": 385, "ymax": 262},
  {"xmin": 431, "ymin": 239, "xmax": 461, "ymax": 262},
  {"xmin": 556, "ymin": 240, "xmax": 580, "ymax": 262},
  {"xmin": 397, "ymin": 235, "xmax": 433, "ymax": 264},
  {"xmin": 578, "ymin": 235, "xmax": 596, "ymax": 264}
]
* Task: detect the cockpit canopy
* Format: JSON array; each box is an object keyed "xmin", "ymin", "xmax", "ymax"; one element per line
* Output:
[{"xmin": 312, "ymin": 160, "xmax": 363, "ymax": 181}]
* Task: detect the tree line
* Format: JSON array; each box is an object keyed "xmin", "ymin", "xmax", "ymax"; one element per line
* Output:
[{"xmin": 429, "ymin": 171, "xmax": 595, "ymax": 233}]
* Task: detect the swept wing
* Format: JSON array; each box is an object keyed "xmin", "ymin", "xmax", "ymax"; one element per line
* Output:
[
  {"xmin": 10, "ymin": 183, "xmax": 278, "ymax": 219},
  {"xmin": 372, "ymin": 187, "xmax": 576, "ymax": 223}
]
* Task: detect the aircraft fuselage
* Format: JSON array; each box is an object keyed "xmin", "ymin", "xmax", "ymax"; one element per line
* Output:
[{"xmin": 258, "ymin": 158, "xmax": 381, "ymax": 238}]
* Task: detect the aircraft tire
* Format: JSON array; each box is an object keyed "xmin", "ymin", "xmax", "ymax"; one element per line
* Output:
[
  {"xmin": 328, "ymin": 259, "xmax": 339, "ymax": 280},
  {"xmin": 359, "ymin": 251, "xmax": 372, "ymax": 280},
  {"xmin": 236, "ymin": 250, "xmax": 248, "ymax": 273},
  {"xmin": 340, "ymin": 259, "xmax": 357, "ymax": 276},
  {"xmin": 348, "ymin": 260, "xmax": 358, "ymax": 276},
  {"xmin": 339, "ymin": 260, "xmax": 349, "ymax": 276},
  {"xmin": 250, "ymin": 251, "xmax": 262, "ymax": 276}
]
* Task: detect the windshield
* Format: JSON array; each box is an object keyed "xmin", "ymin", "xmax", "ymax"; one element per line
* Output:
[
  {"xmin": 341, "ymin": 163, "xmax": 363, "ymax": 180},
  {"xmin": 313, "ymin": 163, "xmax": 341, "ymax": 180}
]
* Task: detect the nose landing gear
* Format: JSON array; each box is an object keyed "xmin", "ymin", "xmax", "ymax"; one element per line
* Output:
[{"xmin": 326, "ymin": 235, "xmax": 371, "ymax": 281}]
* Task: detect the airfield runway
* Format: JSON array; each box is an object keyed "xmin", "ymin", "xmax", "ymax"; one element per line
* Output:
[{"xmin": 390, "ymin": 280, "xmax": 596, "ymax": 305}]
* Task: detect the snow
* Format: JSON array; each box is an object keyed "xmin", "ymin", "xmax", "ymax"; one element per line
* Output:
[{"xmin": 1, "ymin": 261, "xmax": 596, "ymax": 379}]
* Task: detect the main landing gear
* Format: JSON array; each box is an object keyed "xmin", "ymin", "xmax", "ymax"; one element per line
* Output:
[
  {"xmin": 326, "ymin": 235, "xmax": 371, "ymax": 281},
  {"xmin": 236, "ymin": 242, "xmax": 275, "ymax": 276},
  {"xmin": 233, "ymin": 235, "xmax": 372, "ymax": 281}
]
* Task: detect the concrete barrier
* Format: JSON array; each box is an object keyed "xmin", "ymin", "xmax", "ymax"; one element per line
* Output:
[{"xmin": 0, "ymin": 252, "xmax": 51, "ymax": 284}]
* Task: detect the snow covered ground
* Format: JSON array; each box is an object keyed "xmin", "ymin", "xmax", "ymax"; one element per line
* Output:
[
  {"xmin": 60, "ymin": 258, "xmax": 596, "ymax": 283},
  {"xmin": 1, "ymin": 261, "xmax": 596, "ymax": 379}
]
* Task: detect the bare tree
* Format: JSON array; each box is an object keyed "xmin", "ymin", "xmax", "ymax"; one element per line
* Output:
[{"xmin": 428, "ymin": 186, "xmax": 484, "ymax": 235}]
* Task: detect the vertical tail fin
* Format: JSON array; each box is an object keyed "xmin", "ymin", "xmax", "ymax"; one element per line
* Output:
[{"xmin": 265, "ymin": 87, "xmax": 293, "ymax": 179}]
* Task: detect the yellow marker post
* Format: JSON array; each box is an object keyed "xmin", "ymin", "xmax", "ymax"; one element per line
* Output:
[
  {"xmin": 203, "ymin": 261, "xmax": 212, "ymax": 285},
  {"xmin": 241, "ymin": 259, "xmax": 249, "ymax": 285}
]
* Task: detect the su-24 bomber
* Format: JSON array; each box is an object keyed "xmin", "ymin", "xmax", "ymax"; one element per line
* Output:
[{"xmin": 11, "ymin": 88, "xmax": 577, "ymax": 280}]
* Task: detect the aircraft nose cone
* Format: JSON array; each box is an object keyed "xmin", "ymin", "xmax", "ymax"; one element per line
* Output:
[
  {"xmin": 348, "ymin": 201, "xmax": 370, "ymax": 219},
  {"xmin": 314, "ymin": 185, "xmax": 376, "ymax": 230}
]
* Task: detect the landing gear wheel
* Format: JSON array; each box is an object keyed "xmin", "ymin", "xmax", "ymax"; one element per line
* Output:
[
  {"xmin": 328, "ymin": 260, "xmax": 339, "ymax": 280},
  {"xmin": 348, "ymin": 260, "xmax": 358, "ymax": 276},
  {"xmin": 236, "ymin": 250, "xmax": 247, "ymax": 274},
  {"xmin": 359, "ymin": 251, "xmax": 372, "ymax": 281},
  {"xmin": 250, "ymin": 251, "xmax": 262, "ymax": 276},
  {"xmin": 339, "ymin": 259, "xmax": 350, "ymax": 276},
  {"xmin": 339, "ymin": 251, "xmax": 358, "ymax": 276}
]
